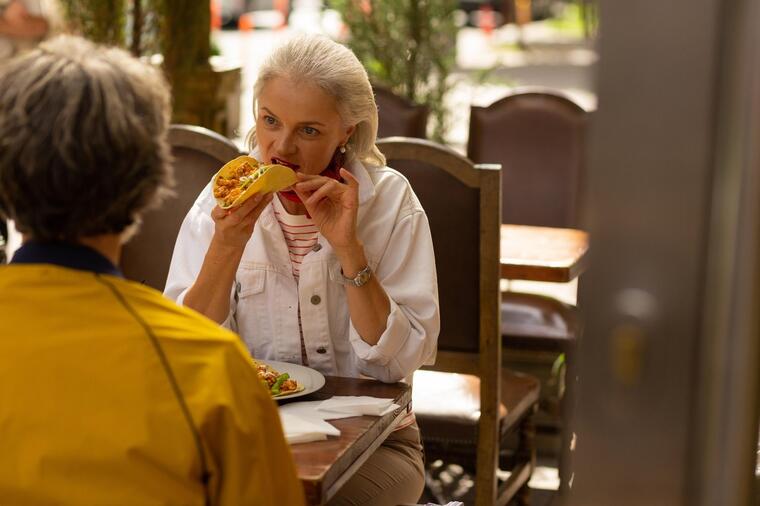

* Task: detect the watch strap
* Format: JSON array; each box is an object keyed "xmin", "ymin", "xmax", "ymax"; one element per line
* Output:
[{"xmin": 341, "ymin": 264, "xmax": 372, "ymax": 287}]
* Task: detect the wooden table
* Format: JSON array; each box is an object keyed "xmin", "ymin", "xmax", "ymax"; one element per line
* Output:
[
  {"xmin": 500, "ymin": 224, "xmax": 590, "ymax": 282},
  {"xmin": 281, "ymin": 376, "xmax": 412, "ymax": 505},
  {"xmin": 500, "ymin": 224, "xmax": 589, "ymax": 497}
]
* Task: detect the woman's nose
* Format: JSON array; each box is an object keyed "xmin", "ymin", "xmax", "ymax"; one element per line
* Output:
[{"xmin": 274, "ymin": 131, "xmax": 297, "ymax": 156}]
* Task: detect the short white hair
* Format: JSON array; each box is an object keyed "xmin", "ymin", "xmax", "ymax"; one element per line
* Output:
[
  {"xmin": 246, "ymin": 34, "xmax": 386, "ymax": 168},
  {"xmin": 0, "ymin": 35, "xmax": 173, "ymax": 241}
]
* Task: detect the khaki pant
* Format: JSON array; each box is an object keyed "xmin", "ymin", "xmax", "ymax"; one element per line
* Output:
[{"xmin": 327, "ymin": 423, "xmax": 425, "ymax": 506}]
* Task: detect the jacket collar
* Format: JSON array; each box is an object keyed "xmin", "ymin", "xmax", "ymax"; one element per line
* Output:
[
  {"xmin": 348, "ymin": 158, "xmax": 376, "ymax": 206},
  {"xmin": 10, "ymin": 241, "xmax": 122, "ymax": 277}
]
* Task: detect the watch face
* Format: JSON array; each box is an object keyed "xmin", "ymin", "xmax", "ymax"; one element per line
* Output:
[
  {"xmin": 356, "ymin": 270, "xmax": 371, "ymax": 286},
  {"xmin": 343, "ymin": 266, "xmax": 371, "ymax": 286}
]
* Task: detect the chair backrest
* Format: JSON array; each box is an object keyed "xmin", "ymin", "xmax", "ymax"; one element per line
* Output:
[
  {"xmin": 120, "ymin": 125, "xmax": 242, "ymax": 290},
  {"xmin": 467, "ymin": 89, "xmax": 587, "ymax": 228},
  {"xmin": 377, "ymin": 138, "xmax": 499, "ymax": 360},
  {"xmin": 374, "ymin": 85, "xmax": 429, "ymax": 139},
  {"xmin": 377, "ymin": 137, "xmax": 502, "ymax": 504}
]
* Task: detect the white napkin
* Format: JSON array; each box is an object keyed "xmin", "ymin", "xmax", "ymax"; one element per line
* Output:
[
  {"xmin": 280, "ymin": 400, "xmax": 347, "ymax": 421},
  {"xmin": 278, "ymin": 412, "xmax": 341, "ymax": 444},
  {"xmin": 317, "ymin": 396, "xmax": 399, "ymax": 417},
  {"xmin": 278, "ymin": 396, "xmax": 399, "ymax": 445}
]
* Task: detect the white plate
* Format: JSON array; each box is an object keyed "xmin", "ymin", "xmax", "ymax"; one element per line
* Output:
[{"xmin": 260, "ymin": 360, "xmax": 326, "ymax": 401}]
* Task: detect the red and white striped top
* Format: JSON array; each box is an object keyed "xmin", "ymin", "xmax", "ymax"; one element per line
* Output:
[{"xmin": 273, "ymin": 198, "xmax": 319, "ymax": 282}]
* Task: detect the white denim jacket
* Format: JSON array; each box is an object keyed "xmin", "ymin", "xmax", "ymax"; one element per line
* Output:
[{"xmin": 164, "ymin": 159, "xmax": 439, "ymax": 383}]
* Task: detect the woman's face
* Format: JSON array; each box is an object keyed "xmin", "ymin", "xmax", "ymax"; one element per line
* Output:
[{"xmin": 255, "ymin": 76, "xmax": 355, "ymax": 176}]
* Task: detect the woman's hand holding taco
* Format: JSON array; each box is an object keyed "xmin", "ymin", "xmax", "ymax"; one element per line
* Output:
[{"xmin": 211, "ymin": 192, "xmax": 273, "ymax": 250}]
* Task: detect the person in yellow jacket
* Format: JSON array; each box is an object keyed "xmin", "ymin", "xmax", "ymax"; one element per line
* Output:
[{"xmin": 0, "ymin": 35, "xmax": 304, "ymax": 506}]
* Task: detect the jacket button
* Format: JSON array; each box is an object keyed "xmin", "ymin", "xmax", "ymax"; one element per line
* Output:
[
  {"xmin": 312, "ymin": 243, "xmax": 322, "ymax": 252},
  {"xmin": 310, "ymin": 295, "xmax": 321, "ymax": 305},
  {"xmin": 316, "ymin": 346, "xmax": 327, "ymax": 354}
]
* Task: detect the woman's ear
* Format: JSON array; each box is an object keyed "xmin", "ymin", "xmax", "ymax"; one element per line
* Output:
[{"xmin": 342, "ymin": 125, "xmax": 356, "ymax": 145}]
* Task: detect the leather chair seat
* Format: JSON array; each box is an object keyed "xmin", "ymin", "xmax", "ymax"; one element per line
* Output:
[
  {"xmin": 501, "ymin": 291, "xmax": 577, "ymax": 352},
  {"xmin": 413, "ymin": 369, "xmax": 540, "ymax": 454}
]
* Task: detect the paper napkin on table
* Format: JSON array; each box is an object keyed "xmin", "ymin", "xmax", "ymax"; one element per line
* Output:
[
  {"xmin": 278, "ymin": 396, "xmax": 399, "ymax": 444},
  {"xmin": 278, "ymin": 412, "xmax": 340, "ymax": 444},
  {"xmin": 280, "ymin": 397, "xmax": 400, "ymax": 422},
  {"xmin": 317, "ymin": 396, "xmax": 399, "ymax": 417},
  {"xmin": 280, "ymin": 400, "xmax": 342, "ymax": 421}
]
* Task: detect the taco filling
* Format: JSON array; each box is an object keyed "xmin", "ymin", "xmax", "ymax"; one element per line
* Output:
[
  {"xmin": 253, "ymin": 360, "xmax": 303, "ymax": 397},
  {"xmin": 214, "ymin": 161, "xmax": 263, "ymax": 207}
]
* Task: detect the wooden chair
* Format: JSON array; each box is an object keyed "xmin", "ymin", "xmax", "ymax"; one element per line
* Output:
[
  {"xmin": 120, "ymin": 124, "xmax": 242, "ymax": 290},
  {"xmin": 377, "ymin": 137, "xmax": 540, "ymax": 506},
  {"xmin": 468, "ymin": 89, "xmax": 588, "ymax": 491},
  {"xmin": 373, "ymin": 85, "xmax": 429, "ymax": 139}
]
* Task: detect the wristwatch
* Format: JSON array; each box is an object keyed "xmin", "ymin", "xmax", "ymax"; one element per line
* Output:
[{"xmin": 341, "ymin": 265, "xmax": 372, "ymax": 287}]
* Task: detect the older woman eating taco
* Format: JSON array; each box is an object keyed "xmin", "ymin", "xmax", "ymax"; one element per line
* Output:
[{"xmin": 165, "ymin": 34, "xmax": 440, "ymax": 506}]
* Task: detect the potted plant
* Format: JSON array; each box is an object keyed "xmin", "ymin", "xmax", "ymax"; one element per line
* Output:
[
  {"xmin": 331, "ymin": 0, "xmax": 458, "ymax": 143},
  {"xmin": 58, "ymin": 0, "xmax": 240, "ymax": 138}
]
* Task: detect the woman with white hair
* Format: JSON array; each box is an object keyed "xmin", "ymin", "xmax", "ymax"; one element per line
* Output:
[{"xmin": 166, "ymin": 34, "xmax": 440, "ymax": 505}]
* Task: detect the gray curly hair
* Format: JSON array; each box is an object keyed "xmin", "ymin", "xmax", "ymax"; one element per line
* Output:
[
  {"xmin": 246, "ymin": 34, "xmax": 386, "ymax": 168},
  {"xmin": 0, "ymin": 35, "xmax": 173, "ymax": 242}
]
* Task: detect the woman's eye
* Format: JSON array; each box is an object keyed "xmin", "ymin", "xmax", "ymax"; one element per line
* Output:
[
  {"xmin": 263, "ymin": 115, "xmax": 277, "ymax": 125},
  {"xmin": 302, "ymin": 126, "xmax": 319, "ymax": 136}
]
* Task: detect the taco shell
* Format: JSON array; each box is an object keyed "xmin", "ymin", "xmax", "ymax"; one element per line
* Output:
[
  {"xmin": 213, "ymin": 156, "xmax": 297, "ymax": 209},
  {"xmin": 271, "ymin": 383, "xmax": 306, "ymax": 398}
]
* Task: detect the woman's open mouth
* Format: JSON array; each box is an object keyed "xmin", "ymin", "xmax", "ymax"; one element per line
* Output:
[
  {"xmin": 270, "ymin": 157, "xmax": 300, "ymax": 196},
  {"xmin": 272, "ymin": 157, "xmax": 300, "ymax": 171}
]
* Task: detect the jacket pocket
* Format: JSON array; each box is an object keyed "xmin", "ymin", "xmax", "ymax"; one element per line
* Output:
[
  {"xmin": 237, "ymin": 268, "xmax": 266, "ymax": 298},
  {"xmin": 234, "ymin": 268, "xmax": 271, "ymax": 356}
]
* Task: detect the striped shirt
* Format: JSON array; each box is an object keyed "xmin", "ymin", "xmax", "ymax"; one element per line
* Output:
[{"xmin": 273, "ymin": 197, "xmax": 319, "ymax": 282}]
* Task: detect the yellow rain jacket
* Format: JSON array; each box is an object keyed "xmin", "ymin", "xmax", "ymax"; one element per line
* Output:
[{"xmin": 0, "ymin": 242, "xmax": 305, "ymax": 506}]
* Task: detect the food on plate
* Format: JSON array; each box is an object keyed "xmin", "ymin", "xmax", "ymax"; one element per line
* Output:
[
  {"xmin": 253, "ymin": 360, "xmax": 304, "ymax": 397},
  {"xmin": 213, "ymin": 156, "xmax": 297, "ymax": 209}
]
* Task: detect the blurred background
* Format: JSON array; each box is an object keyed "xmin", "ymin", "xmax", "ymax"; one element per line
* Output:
[{"xmin": 50, "ymin": 0, "xmax": 598, "ymax": 150}]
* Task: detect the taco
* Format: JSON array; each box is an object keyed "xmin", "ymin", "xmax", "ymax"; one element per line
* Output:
[
  {"xmin": 213, "ymin": 156, "xmax": 297, "ymax": 209},
  {"xmin": 253, "ymin": 360, "xmax": 305, "ymax": 398}
]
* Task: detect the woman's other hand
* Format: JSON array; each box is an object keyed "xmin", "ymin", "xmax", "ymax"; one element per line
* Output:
[
  {"xmin": 293, "ymin": 168, "xmax": 359, "ymax": 251},
  {"xmin": 211, "ymin": 192, "xmax": 273, "ymax": 250}
]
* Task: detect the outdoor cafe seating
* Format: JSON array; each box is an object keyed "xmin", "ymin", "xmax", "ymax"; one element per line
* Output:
[{"xmin": 373, "ymin": 86, "xmax": 590, "ymax": 493}]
